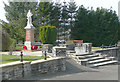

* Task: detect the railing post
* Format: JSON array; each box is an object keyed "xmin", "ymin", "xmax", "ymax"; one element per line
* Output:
[
  {"xmin": 102, "ymin": 44, "xmax": 104, "ymax": 50},
  {"xmin": 20, "ymin": 52, "xmax": 23, "ymax": 62},
  {"xmin": 44, "ymin": 51, "xmax": 47, "ymax": 60}
]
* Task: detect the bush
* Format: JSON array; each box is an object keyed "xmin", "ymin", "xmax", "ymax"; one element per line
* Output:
[
  {"xmin": 9, "ymin": 38, "xmax": 16, "ymax": 53},
  {"xmin": 38, "ymin": 45, "xmax": 42, "ymax": 48},
  {"xmin": 2, "ymin": 28, "xmax": 16, "ymax": 52},
  {"xmin": 39, "ymin": 26, "xmax": 57, "ymax": 44},
  {"xmin": 2, "ymin": 28, "xmax": 11, "ymax": 51}
]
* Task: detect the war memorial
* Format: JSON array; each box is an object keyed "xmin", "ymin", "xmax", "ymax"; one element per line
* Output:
[{"xmin": 0, "ymin": 0, "xmax": 120, "ymax": 81}]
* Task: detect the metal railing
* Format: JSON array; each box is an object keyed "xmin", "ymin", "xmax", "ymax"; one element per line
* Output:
[{"xmin": 0, "ymin": 55, "xmax": 20, "ymax": 61}]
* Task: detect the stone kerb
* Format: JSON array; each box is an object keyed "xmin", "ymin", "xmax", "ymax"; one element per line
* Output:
[{"xmin": 1, "ymin": 57, "xmax": 66, "ymax": 80}]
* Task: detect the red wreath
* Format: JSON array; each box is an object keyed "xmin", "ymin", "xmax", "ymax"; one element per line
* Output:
[
  {"xmin": 31, "ymin": 45, "xmax": 38, "ymax": 50},
  {"xmin": 23, "ymin": 45, "xmax": 27, "ymax": 50},
  {"xmin": 31, "ymin": 46, "xmax": 34, "ymax": 50},
  {"xmin": 34, "ymin": 45, "xmax": 38, "ymax": 50}
]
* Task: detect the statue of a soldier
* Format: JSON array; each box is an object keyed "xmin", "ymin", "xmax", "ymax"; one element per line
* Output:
[{"xmin": 27, "ymin": 10, "xmax": 33, "ymax": 25}]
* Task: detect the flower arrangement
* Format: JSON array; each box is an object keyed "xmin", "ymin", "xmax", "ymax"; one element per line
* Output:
[
  {"xmin": 34, "ymin": 45, "xmax": 38, "ymax": 50},
  {"xmin": 31, "ymin": 45, "xmax": 38, "ymax": 50},
  {"xmin": 23, "ymin": 45, "xmax": 27, "ymax": 50}
]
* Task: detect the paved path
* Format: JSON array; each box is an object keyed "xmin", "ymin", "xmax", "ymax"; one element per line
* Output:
[
  {"xmin": 20, "ymin": 58, "xmax": 118, "ymax": 80},
  {"xmin": 0, "ymin": 51, "xmax": 43, "ymax": 56}
]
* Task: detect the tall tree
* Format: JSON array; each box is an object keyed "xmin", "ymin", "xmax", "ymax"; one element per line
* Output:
[
  {"xmin": 71, "ymin": 6, "xmax": 119, "ymax": 46},
  {"xmin": 67, "ymin": 0, "xmax": 77, "ymax": 39},
  {"xmin": 36, "ymin": 2, "xmax": 52, "ymax": 26},
  {"xmin": 49, "ymin": 3, "xmax": 62, "ymax": 41},
  {"xmin": 2, "ymin": 2, "xmax": 37, "ymax": 43},
  {"xmin": 36, "ymin": 2, "xmax": 61, "ymax": 41},
  {"xmin": 35, "ymin": 2, "xmax": 52, "ymax": 41},
  {"xmin": 61, "ymin": 1, "xmax": 69, "ymax": 42},
  {"xmin": 49, "ymin": 3, "xmax": 61, "ymax": 27},
  {"xmin": 71, "ymin": 5, "xmax": 88, "ymax": 40},
  {"xmin": 118, "ymin": 22, "xmax": 120, "ymax": 40}
]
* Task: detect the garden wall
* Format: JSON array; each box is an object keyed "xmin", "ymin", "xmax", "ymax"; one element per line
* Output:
[
  {"xmin": 94, "ymin": 47, "xmax": 120, "ymax": 61},
  {"xmin": 0, "ymin": 57, "xmax": 66, "ymax": 80}
]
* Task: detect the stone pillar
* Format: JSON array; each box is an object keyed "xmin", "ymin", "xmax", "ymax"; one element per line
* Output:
[
  {"xmin": 24, "ymin": 10, "xmax": 35, "ymax": 50},
  {"xmin": 117, "ymin": 41, "xmax": 120, "ymax": 47},
  {"xmin": 53, "ymin": 46, "xmax": 66, "ymax": 57},
  {"xmin": 24, "ymin": 29, "xmax": 35, "ymax": 50},
  {"xmin": 75, "ymin": 43, "xmax": 92, "ymax": 54}
]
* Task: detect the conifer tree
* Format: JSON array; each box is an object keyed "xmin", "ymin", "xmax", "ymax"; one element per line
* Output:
[
  {"xmin": 61, "ymin": 1, "xmax": 69, "ymax": 42},
  {"xmin": 71, "ymin": 6, "xmax": 119, "ymax": 46},
  {"xmin": 2, "ymin": 1, "xmax": 37, "ymax": 43}
]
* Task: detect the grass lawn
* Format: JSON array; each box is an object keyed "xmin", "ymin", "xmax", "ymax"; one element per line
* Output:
[
  {"xmin": 15, "ymin": 46, "xmax": 23, "ymax": 50},
  {"xmin": 0, "ymin": 55, "xmax": 49, "ymax": 64},
  {"xmin": 92, "ymin": 47, "xmax": 102, "ymax": 50}
]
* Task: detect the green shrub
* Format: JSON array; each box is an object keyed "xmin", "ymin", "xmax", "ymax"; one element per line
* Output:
[
  {"xmin": 9, "ymin": 38, "xmax": 16, "ymax": 50},
  {"xmin": 2, "ymin": 28, "xmax": 16, "ymax": 51},
  {"xmin": 39, "ymin": 26, "xmax": 57, "ymax": 44},
  {"xmin": 38, "ymin": 45, "xmax": 42, "ymax": 48},
  {"xmin": 2, "ymin": 28, "xmax": 11, "ymax": 51}
]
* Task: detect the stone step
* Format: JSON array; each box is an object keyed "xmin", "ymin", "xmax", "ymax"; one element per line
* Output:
[
  {"xmin": 78, "ymin": 54, "xmax": 99, "ymax": 59},
  {"xmin": 88, "ymin": 58, "xmax": 110, "ymax": 64},
  {"xmin": 77, "ymin": 56, "xmax": 103, "ymax": 61},
  {"xmin": 75, "ymin": 53, "xmax": 93, "ymax": 56},
  {"xmin": 86, "ymin": 57, "xmax": 103, "ymax": 61},
  {"xmin": 88, "ymin": 60, "xmax": 117, "ymax": 68}
]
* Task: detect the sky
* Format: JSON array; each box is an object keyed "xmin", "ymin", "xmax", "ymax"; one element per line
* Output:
[{"xmin": 0, "ymin": 0, "xmax": 120, "ymax": 22}]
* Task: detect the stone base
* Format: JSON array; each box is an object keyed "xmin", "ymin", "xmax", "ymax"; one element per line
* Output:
[
  {"xmin": 53, "ymin": 46, "xmax": 66, "ymax": 57},
  {"xmin": 24, "ymin": 41, "xmax": 35, "ymax": 50},
  {"xmin": 75, "ymin": 43, "xmax": 92, "ymax": 54},
  {"xmin": 117, "ymin": 41, "xmax": 120, "ymax": 47},
  {"xmin": 22, "ymin": 50, "xmax": 33, "ymax": 52},
  {"xmin": 22, "ymin": 50, "xmax": 41, "ymax": 52}
]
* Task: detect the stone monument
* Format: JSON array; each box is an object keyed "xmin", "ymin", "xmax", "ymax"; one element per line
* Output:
[
  {"xmin": 53, "ymin": 46, "xmax": 66, "ymax": 57},
  {"xmin": 24, "ymin": 10, "xmax": 35, "ymax": 51},
  {"xmin": 75, "ymin": 43, "xmax": 92, "ymax": 54}
]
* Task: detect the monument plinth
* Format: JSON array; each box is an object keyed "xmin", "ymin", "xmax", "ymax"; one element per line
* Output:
[
  {"xmin": 24, "ymin": 10, "xmax": 35, "ymax": 51},
  {"xmin": 118, "ymin": 41, "xmax": 120, "ymax": 47}
]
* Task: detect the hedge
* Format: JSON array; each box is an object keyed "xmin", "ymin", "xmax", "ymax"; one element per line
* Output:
[{"xmin": 39, "ymin": 26, "xmax": 57, "ymax": 44}]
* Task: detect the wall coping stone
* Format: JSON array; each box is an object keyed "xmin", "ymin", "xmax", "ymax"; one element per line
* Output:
[
  {"xmin": 31, "ymin": 57, "xmax": 65, "ymax": 64},
  {"xmin": 94, "ymin": 47, "xmax": 119, "ymax": 52},
  {"xmin": 0, "ymin": 57, "xmax": 65, "ymax": 68},
  {"xmin": 0, "ymin": 61, "xmax": 31, "ymax": 68},
  {"xmin": 53, "ymin": 46, "xmax": 66, "ymax": 49}
]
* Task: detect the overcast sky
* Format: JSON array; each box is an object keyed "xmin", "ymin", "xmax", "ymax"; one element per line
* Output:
[{"xmin": 0, "ymin": 0, "xmax": 120, "ymax": 22}]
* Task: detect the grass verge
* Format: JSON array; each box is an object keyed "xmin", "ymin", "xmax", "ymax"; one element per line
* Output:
[
  {"xmin": 92, "ymin": 47, "xmax": 102, "ymax": 50},
  {"xmin": 0, "ymin": 55, "xmax": 49, "ymax": 64}
]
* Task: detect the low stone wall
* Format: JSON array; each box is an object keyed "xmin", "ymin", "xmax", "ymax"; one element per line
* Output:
[
  {"xmin": 31, "ymin": 57, "xmax": 66, "ymax": 75},
  {"xmin": 94, "ymin": 47, "xmax": 120, "ymax": 61},
  {"xmin": 66, "ymin": 44, "xmax": 75, "ymax": 50},
  {"xmin": 0, "ymin": 57, "xmax": 66, "ymax": 80}
]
